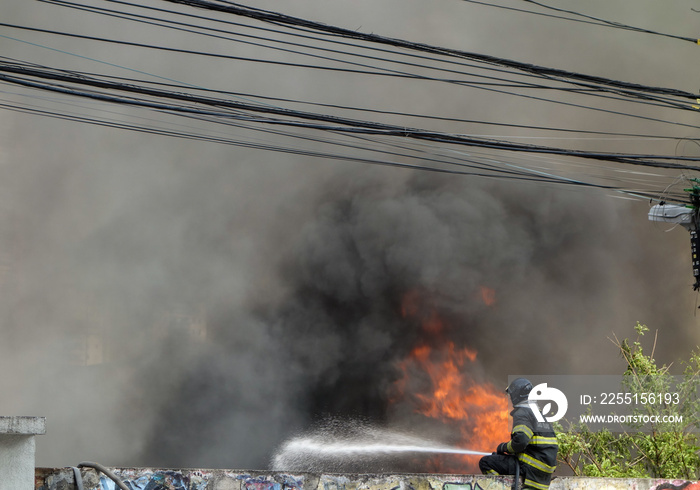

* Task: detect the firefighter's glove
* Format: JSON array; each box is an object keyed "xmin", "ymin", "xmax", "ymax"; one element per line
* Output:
[{"xmin": 496, "ymin": 442, "xmax": 509, "ymax": 455}]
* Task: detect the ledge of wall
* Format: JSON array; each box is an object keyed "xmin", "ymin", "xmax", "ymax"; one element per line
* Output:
[
  {"xmin": 0, "ymin": 417, "xmax": 46, "ymax": 436},
  {"xmin": 34, "ymin": 468, "xmax": 700, "ymax": 490}
]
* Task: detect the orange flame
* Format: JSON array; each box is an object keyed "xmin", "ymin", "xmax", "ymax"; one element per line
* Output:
[
  {"xmin": 401, "ymin": 290, "xmax": 444, "ymax": 334},
  {"xmin": 480, "ymin": 286, "xmax": 496, "ymax": 307},
  {"xmin": 392, "ymin": 292, "xmax": 509, "ymax": 473}
]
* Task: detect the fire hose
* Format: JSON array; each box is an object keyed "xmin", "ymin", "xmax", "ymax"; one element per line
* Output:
[
  {"xmin": 71, "ymin": 461, "xmax": 130, "ymax": 490},
  {"xmin": 512, "ymin": 455, "xmax": 520, "ymax": 490}
]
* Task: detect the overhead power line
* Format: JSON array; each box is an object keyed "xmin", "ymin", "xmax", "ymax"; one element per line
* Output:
[
  {"xmin": 3, "ymin": 0, "xmax": 698, "ymax": 204},
  {"xmin": 460, "ymin": 0, "xmax": 700, "ymax": 45},
  {"xmin": 1, "ymin": 61, "xmax": 698, "ymax": 173},
  {"xmin": 9, "ymin": 3, "xmax": 700, "ymax": 129},
  {"xmin": 159, "ymin": 0, "xmax": 699, "ymax": 102},
  {"xmin": 23, "ymin": 0, "xmax": 700, "ymax": 124}
]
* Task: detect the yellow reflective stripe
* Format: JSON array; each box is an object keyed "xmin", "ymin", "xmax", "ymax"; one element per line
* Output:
[
  {"xmin": 485, "ymin": 469, "xmax": 499, "ymax": 475},
  {"xmin": 530, "ymin": 436, "xmax": 558, "ymax": 445},
  {"xmin": 524, "ymin": 479, "xmax": 550, "ymax": 490},
  {"xmin": 506, "ymin": 441, "xmax": 514, "ymax": 453},
  {"xmin": 518, "ymin": 453, "xmax": 556, "ymax": 473},
  {"xmin": 512, "ymin": 424, "xmax": 533, "ymax": 438}
]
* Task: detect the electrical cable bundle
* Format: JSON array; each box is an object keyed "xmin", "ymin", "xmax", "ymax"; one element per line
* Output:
[{"xmin": 1, "ymin": 0, "xmax": 698, "ymax": 203}]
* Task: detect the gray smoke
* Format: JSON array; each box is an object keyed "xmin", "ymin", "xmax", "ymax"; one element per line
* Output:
[{"xmin": 0, "ymin": 0, "xmax": 698, "ymax": 473}]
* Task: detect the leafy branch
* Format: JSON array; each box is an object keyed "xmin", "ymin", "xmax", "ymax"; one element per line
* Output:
[{"xmin": 556, "ymin": 323, "xmax": 700, "ymax": 478}]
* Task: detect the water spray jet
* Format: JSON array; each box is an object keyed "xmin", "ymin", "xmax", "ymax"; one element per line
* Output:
[{"xmin": 271, "ymin": 423, "xmax": 490, "ymax": 473}]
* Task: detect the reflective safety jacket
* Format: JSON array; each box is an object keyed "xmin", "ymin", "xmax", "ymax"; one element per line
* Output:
[{"xmin": 506, "ymin": 402, "xmax": 558, "ymax": 490}]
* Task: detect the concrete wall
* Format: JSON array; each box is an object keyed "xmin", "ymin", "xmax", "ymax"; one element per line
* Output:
[
  {"xmin": 33, "ymin": 468, "xmax": 700, "ymax": 490},
  {"xmin": 0, "ymin": 417, "xmax": 45, "ymax": 490}
]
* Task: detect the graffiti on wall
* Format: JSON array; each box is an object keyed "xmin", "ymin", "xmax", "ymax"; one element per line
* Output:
[
  {"xmin": 96, "ymin": 472, "xmax": 308, "ymax": 490},
  {"xmin": 36, "ymin": 469, "xmax": 700, "ymax": 490},
  {"xmin": 652, "ymin": 482, "xmax": 700, "ymax": 490},
  {"xmin": 34, "ymin": 471, "xmax": 518, "ymax": 490},
  {"xmin": 98, "ymin": 470, "xmax": 206, "ymax": 490},
  {"xmin": 35, "ymin": 472, "xmax": 519, "ymax": 490},
  {"xmin": 317, "ymin": 475, "xmax": 513, "ymax": 490},
  {"xmin": 35, "ymin": 469, "xmax": 308, "ymax": 490}
]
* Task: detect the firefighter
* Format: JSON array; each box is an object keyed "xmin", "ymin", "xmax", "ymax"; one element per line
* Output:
[{"xmin": 479, "ymin": 378, "xmax": 558, "ymax": 490}]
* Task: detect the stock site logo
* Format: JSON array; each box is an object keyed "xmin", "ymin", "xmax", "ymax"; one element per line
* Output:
[{"xmin": 528, "ymin": 383, "xmax": 568, "ymax": 423}]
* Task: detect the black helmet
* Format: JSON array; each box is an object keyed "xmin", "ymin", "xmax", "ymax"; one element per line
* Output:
[{"xmin": 506, "ymin": 378, "xmax": 533, "ymax": 405}]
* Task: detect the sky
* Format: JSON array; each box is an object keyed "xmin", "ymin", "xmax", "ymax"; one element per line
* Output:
[{"xmin": 1, "ymin": 0, "xmax": 700, "ymax": 471}]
